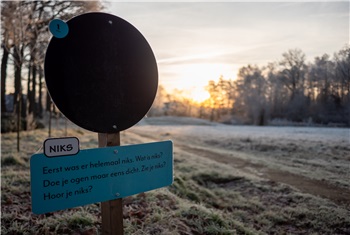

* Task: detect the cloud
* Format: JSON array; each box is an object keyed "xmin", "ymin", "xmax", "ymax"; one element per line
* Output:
[{"xmin": 157, "ymin": 51, "xmax": 234, "ymax": 64}]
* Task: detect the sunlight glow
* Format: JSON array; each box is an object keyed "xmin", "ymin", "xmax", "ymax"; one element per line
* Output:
[
  {"xmin": 162, "ymin": 62, "xmax": 237, "ymax": 92},
  {"xmin": 165, "ymin": 63, "xmax": 237, "ymax": 102},
  {"xmin": 190, "ymin": 87, "xmax": 210, "ymax": 103}
]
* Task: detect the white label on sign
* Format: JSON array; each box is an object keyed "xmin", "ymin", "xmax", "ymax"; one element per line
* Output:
[{"xmin": 44, "ymin": 137, "xmax": 80, "ymax": 157}]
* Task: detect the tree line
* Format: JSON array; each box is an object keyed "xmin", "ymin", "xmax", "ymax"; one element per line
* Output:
[
  {"xmin": 150, "ymin": 47, "xmax": 350, "ymax": 126},
  {"xmin": 1, "ymin": 1, "xmax": 102, "ymax": 133}
]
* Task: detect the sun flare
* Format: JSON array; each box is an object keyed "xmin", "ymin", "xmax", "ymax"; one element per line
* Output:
[
  {"xmin": 190, "ymin": 87, "xmax": 210, "ymax": 103},
  {"xmin": 177, "ymin": 63, "xmax": 236, "ymax": 102},
  {"xmin": 161, "ymin": 62, "xmax": 237, "ymax": 101},
  {"xmin": 158, "ymin": 53, "xmax": 240, "ymax": 106}
]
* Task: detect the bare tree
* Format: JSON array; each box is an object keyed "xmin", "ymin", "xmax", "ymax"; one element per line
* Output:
[
  {"xmin": 334, "ymin": 45, "xmax": 350, "ymax": 104},
  {"xmin": 148, "ymin": 85, "xmax": 168, "ymax": 116},
  {"xmin": 334, "ymin": 45, "xmax": 350, "ymax": 125},
  {"xmin": 279, "ymin": 49, "xmax": 307, "ymax": 99},
  {"xmin": 233, "ymin": 65, "xmax": 270, "ymax": 125},
  {"xmin": 1, "ymin": 1, "xmax": 103, "ymax": 114},
  {"xmin": 0, "ymin": 1, "xmax": 103, "ymax": 150},
  {"xmin": 264, "ymin": 62, "xmax": 289, "ymax": 120},
  {"xmin": 1, "ymin": 44, "xmax": 10, "ymax": 113},
  {"xmin": 278, "ymin": 49, "xmax": 309, "ymax": 121},
  {"xmin": 204, "ymin": 77, "xmax": 234, "ymax": 121}
]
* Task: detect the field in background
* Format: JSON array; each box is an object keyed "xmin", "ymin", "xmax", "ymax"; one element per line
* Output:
[{"xmin": 1, "ymin": 116, "xmax": 350, "ymax": 234}]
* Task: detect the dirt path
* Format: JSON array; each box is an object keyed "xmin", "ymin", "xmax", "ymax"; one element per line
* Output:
[
  {"xmin": 180, "ymin": 144, "xmax": 350, "ymax": 207},
  {"xmin": 129, "ymin": 129, "xmax": 350, "ymax": 207}
]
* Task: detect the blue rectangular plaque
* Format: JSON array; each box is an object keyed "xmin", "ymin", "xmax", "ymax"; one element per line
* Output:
[{"xmin": 30, "ymin": 140, "xmax": 173, "ymax": 214}]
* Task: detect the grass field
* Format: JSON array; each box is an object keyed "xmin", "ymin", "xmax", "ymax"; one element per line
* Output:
[{"xmin": 1, "ymin": 116, "xmax": 350, "ymax": 234}]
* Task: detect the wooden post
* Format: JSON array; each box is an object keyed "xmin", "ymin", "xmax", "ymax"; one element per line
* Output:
[{"xmin": 98, "ymin": 133, "xmax": 124, "ymax": 235}]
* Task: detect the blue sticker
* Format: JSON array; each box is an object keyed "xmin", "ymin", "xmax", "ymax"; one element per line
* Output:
[{"xmin": 49, "ymin": 19, "xmax": 69, "ymax": 38}]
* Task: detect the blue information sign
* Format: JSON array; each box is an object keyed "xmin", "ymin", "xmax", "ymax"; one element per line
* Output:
[{"xmin": 30, "ymin": 141, "xmax": 173, "ymax": 214}]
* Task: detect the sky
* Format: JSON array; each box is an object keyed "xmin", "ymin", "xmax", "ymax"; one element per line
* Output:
[{"xmin": 107, "ymin": 2, "xmax": 348, "ymax": 100}]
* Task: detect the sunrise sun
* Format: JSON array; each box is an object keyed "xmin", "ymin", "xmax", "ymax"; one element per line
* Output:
[
  {"xmin": 161, "ymin": 62, "xmax": 236, "ymax": 102},
  {"xmin": 190, "ymin": 86, "xmax": 210, "ymax": 103}
]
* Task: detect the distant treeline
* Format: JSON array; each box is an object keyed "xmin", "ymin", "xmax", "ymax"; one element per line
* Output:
[{"xmin": 150, "ymin": 47, "xmax": 350, "ymax": 126}]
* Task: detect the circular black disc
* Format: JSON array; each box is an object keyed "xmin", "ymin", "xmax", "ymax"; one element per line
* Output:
[{"xmin": 45, "ymin": 13, "xmax": 158, "ymax": 133}]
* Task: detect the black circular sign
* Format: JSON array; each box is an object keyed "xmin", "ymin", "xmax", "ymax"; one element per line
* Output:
[{"xmin": 45, "ymin": 13, "xmax": 158, "ymax": 133}]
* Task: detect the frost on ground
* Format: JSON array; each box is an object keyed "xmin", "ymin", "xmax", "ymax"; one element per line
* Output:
[
  {"xmin": 1, "ymin": 116, "xmax": 350, "ymax": 234},
  {"xmin": 132, "ymin": 116, "xmax": 350, "ymax": 202}
]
